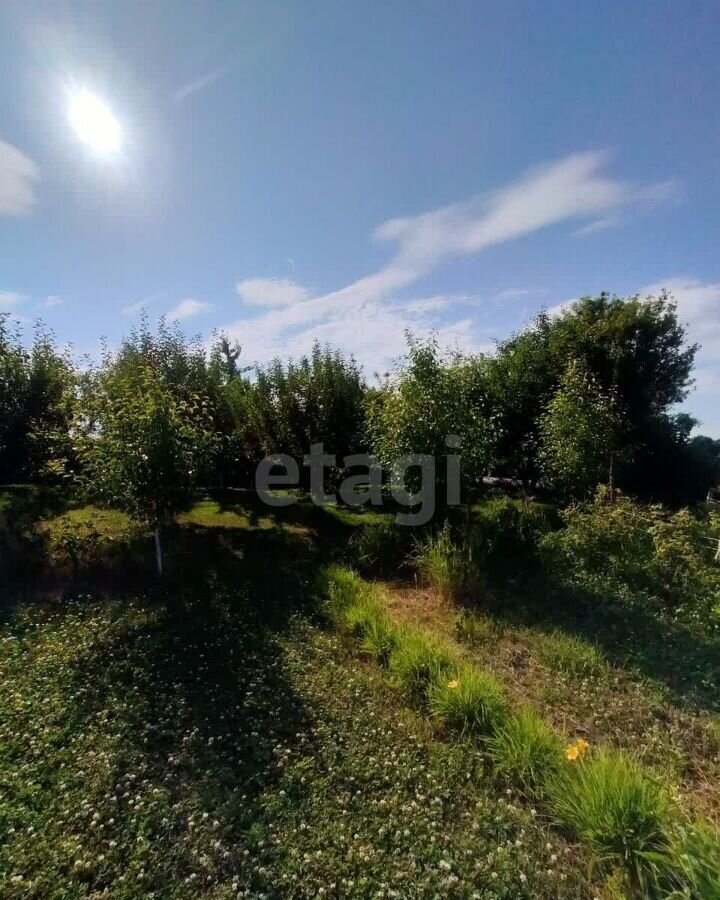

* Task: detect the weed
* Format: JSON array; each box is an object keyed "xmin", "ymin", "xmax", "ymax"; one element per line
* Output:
[
  {"xmin": 415, "ymin": 523, "xmax": 477, "ymax": 601},
  {"xmin": 537, "ymin": 629, "xmax": 608, "ymax": 678}
]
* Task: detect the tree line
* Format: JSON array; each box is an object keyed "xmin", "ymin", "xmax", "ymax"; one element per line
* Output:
[{"xmin": 1, "ymin": 291, "xmax": 718, "ymax": 557}]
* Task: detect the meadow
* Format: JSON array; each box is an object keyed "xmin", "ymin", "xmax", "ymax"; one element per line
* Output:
[{"xmin": 1, "ymin": 485, "xmax": 719, "ymax": 898}]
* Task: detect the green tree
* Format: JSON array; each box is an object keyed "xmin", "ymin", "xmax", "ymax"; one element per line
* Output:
[
  {"xmin": 80, "ymin": 327, "xmax": 217, "ymax": 575},
  {"xmin": 0, "ymin": 316, "xmax": 76, "ymax": 483},
  {"xmin": 538, "ymin": 359, "xmax": 619, "ymax": 500},
  {"xmin": 367, "ymin": 335, "xmax": 497, "ymax": 513}
]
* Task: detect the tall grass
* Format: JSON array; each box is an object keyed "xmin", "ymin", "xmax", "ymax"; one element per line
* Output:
[
  {"xmin": 415, "ymin": 523, "xmax": 477, "ymax": 602},
  {"xmin": 488, "ymin": 708, "xmax": 564, "ymax": 798},
  {"xmin": 389, "ymin": 631, "xmax": 455, "ymax": 704},
  {"xmin": 537, "ymin": 630, "xmax": 608, "ymax": 678},
  {"xmin": 549, "ymin": 748, "xmax": 673, "ymax": 895},
  {"xmin": 429, "ymin": 665, "xmax": 506, "ymax": 737}
]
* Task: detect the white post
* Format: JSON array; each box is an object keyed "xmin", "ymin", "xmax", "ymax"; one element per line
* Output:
[{"xmin": 154, "ymin": 525, "xmax": 163, "ymax": 577}]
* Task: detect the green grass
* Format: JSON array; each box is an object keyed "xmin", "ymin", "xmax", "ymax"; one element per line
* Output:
[
  {"xmin": 428, "ymin": 665, "xmax": 506, "ymax": 737},
  {"xmin": 389, "ymin": 630, "xmax": 455, "ymax": 704},
  {"xmin": 0, "ymin": 594, "xmax": 590, "ymax": 899},
  {"xmin": 536, "ymin": 630, "xmax": 609, "ymax": 679},
  {"xmin": 488, "ymin": 708, "xmax": 564, "ymax": 798},
  {"xmin": 415, "ymin": 524, "xmax": 477, "ymax": 601},
  {"xmin": 548, "ymin": 748, "xmax": 673, "ymax": 895}
]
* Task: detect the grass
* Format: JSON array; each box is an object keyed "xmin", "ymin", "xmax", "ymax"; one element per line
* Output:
[
  {"xmin": 415, "ymin": 524, "xmax": 477, "ymax": 601},
  {"xmin": 389, "ymin": 630, "xmax": 455, "ymax": 704},
  {"xmin": 428, "ymin": 665, "xmax": 506, "ymax": 737},
  {"xmin": 488, "ymin": 708, "xmax": 565, "ymax": 798},
  {"xmin": 549, "ymin": 748, "xmax": 673, "ymax": 894},
  {"xmin": 536, "ymin": 630, "xmax": 609, "ymax": 679},
  {"xmin": 0, "ymin": 594, "xmax": 591, "ymax": 899}
]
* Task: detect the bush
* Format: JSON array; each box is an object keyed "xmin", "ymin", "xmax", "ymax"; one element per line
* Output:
[
  {"xmin": 349, "ymin": 519, "xmax": 413, "ymax": 577},
  {"xmin": 537, "ymin": 630, "xmax": 608, "ymax": 678},
  {"xmin": 429, "ymin": 665, "xmax": 506, "ymax": 737},
  {"xmin": 488, "ymin": 708, "xmax": 564, "ymax": 798},
  {"xmin": 549, "ymin": 748, "xmax": 673, "ymax": 894},
  {"xmin": 540, "ymin": 488, "xmax": 720, "ymax": 629},
  {"xmin": 390, "ymin": 631, "xmax": 455, "ymax": 704},
  {"xmin": 472, "ymin": 497, "xmax": 557, "ymax": 579},
  {"xmin": 415, "ymin": 523, "xmax": 477, "ymax": 601}
]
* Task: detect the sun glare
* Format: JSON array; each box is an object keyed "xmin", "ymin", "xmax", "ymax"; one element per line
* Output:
[{"xmin": 67, "ymin": 89, "xmax": 123, "ymax": 156}]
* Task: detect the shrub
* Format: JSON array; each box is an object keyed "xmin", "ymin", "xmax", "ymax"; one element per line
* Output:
[
  {"xmin": 537, "ymin": 630, "xmax": 608, "ymax": 678},
  {"xmin": 549, "ymin": 748, "xmax": 673, "ymax": 894},
  {"xmin": 416, "ymin": 523, "xmax": 477, "ymax": 602},
  {"xmin": 348, "ymin": 518, "xmax": 413, "ymax": 577},
  {"xmin": 488, "ymin": 708, "xmax": 564, "ymax": 798},
  {"xmin": 429, "ymin": 665, "xmax": 506, "ymax": 737},
  {"xmin": 390, "ymin": 631, "xmax": 455, "ymax": 704},
  {"xmin": 472, "ymin": 496, "xmax": 557, "ymax": 579}
]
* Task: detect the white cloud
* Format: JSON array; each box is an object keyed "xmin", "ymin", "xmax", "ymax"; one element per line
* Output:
[
  {"xmin": 121, "ymin": 291, "xmax": 164, "ymax": 316},
  {"xmin": 0, "ymin": 139, "xmax": 38, "ymax": 216},
  {"xmin": 0, "ymin": 291, "xmax": 23, "ymax": 310},
  {"xmin": 236, "ymin": 277, "xmax": 311, "ymax": 307},
  {"xmin": 641, "ymin": 277, "xmax": 720, "ymax": 363},
  {"xmin": 42, "ymin": 295, "xmax": 63, "ymax": 308},
  {"xmin": 222, "ymin": 151, "xmax": 675, "ymax": 376},
  {"xmin": 173, "ymin": 63, "xmax": 234, "ymax": 101},
  {"xmin": 167, "ymin": 298, "xmax": 214, "ymax": 321}
]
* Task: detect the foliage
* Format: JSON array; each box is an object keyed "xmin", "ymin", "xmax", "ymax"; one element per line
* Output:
[
  {"xmin": 487, "ymin": 292, "xmax": 709, "ymax": 503},
  {"xmin": 0, "ymin": 316, "xmax": 77, "ymax": 483},
  {"xmin": 348, "ymin": 517, "xmax": 413, "ymax": 576},
  {"xmin": 358, "ymin": 614, "xmax": 399, "ymax": 666},
  {"xmin": 541, "ymin": 488, "xmax": 720, "ymax": 628},
  {"xmin": 389, "ymin": 630, "xmax": 455, "ymax": 703},
  {"xmin": 428, "ymin": 665, "xmax": 506, "ymax": 737},
  {"xmin": 366, "ymin": 335, "xmax": 497, "ymax": 505},
  {"xmin": 488, "ymin": 709, "xmax": 564, "ymax": 798},
  {"xmin": 670, "ymin": 819, "xmax": 720, "ymax": 899},
  {"xmin": 472, "ymin": 496, "xmax": 557, "ymax": 579},
  {"xmin": 549, "ymin": 748, "xmax": 673, "ymax": 895},
  {"xmin": 538, "ymin": 359, "xmax": 619, "ymax": 499},
  {"xmin": 415, "ymin": 522, "xmax": 478, "ymax": 601}
]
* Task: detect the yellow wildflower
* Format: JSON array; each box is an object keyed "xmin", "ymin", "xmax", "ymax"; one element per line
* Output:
[
  {"xmin": 447, "ymin": 679, "xmax": 460, "ymax": 689},
  {"xmin": 565, "ymin": 738, "xmax": 590, "ymax": 761}
]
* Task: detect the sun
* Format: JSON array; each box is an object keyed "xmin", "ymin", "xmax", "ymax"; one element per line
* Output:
[{"xmin": 67, "ymin": 89, "xmax": 123, "ymax": 156}]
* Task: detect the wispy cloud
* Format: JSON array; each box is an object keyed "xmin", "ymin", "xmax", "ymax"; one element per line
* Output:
[
  {"xmin": 641, "ymin": 277, "xmax": 720, "ymax": 365},
  {"xmin": 121, "ymin": 291, "xmax": 165, "ymax": 316},
  {"xmin": 173, "ymin": 63, "xmax": 234, "ymax": 101},
  {"xmin": 221, "ymin": 151, "xmax": 675, "ymax": 374},
  {"xmin": 167, "ymin": 298, "xmax": 214, "ymax": 321},
  {"xmin": 236, "ymin": 277, "xmax": 311, "ymax": 307},
  {"xmin": 42, "ymin": 295, "xmax": 63, "ymax": 309},
  {"xmin": 0, "ymin": 139, "xmax": 38, "ymax": 216},
  {"xmin": 0, "ymin": 291, "xmax": 23, "ymax": 310}
]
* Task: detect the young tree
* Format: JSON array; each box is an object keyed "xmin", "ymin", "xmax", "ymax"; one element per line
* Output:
[
  {"xmin": 367, "ymin": 335, "xmax": 497, "ymax": 516},
  {"xmin": 80, "ymin": 349, "xmax": 217, "ymax": 576},
  {"xmin": 538, "ymin": 359, "xmax": 619, "ymax": 500}
]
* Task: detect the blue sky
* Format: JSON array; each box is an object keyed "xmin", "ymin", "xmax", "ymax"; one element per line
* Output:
[{"xmin": 1, "ymin": 1, "xmax": 718, "ymax": 434}]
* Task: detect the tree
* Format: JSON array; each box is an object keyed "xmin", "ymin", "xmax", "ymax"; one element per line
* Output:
[
  {"xmin": 0, "ymin": 315, "xmax": 77, "ymax": 484},
  {"xmin": 80, "ymin": 332, "xmax": 217, "ymax": 575},
  {"xmin": 367, "ymin": 335, "xmax": 497, "ymax": 514},
  {"xmin": 489, "ymin": 292, "xmax": 699, "ymax": 501},
  {"xmin": 538, "ymin": 359, "xmax": 619, "ymax": 500}
]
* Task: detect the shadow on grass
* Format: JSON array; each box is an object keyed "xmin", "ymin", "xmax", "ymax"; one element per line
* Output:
[{"xmin": 477, "ymin": 578, "xmax": 720, "ymax": 714}]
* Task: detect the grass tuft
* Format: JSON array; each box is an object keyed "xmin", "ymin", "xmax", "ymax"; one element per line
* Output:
[
  {"xmin": 415, "ymin": 524, "xmax": 477, "ymax": 602},
  {"xmin": 537, "ymin": 630, "xmax": 608, "ymax": 678},
  {"xmin": 359, "ymin": 614, "xmax": 399, "ymax": 667},
  {"xmin": 429, "ymin": 665, "xmax": 506, "ymax": 737},
  {"xmin": 548, "ymin": 748, "xmax": 673, "ymax": 894},
  {"xmin": 488, "ymin": 708, "xmax": 564, "ymax": 798},
  {"xmin": 389, "ymin": 631, "xmax": 455, "ymax": 704}
]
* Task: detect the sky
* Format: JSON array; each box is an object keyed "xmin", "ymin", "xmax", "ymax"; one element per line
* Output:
[{"xmin": 0, "ymin": 1, "xmax": 718, "ymax": 435}]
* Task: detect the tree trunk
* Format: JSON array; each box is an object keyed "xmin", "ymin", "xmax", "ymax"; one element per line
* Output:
[{"xmin": 154, "ymin": 525, "xmax": 163, "ymax": 577}]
